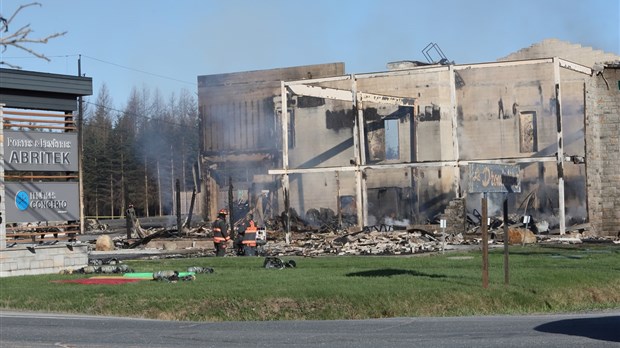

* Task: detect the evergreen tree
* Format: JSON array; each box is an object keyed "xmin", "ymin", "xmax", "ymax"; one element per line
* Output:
[
  {"xmin": 82, "ymin": 84, "xmax": 199, "ymax": 219},
  {"xmin": 83, "ymin": 84, "xmax": 115, "ymax": 218}
]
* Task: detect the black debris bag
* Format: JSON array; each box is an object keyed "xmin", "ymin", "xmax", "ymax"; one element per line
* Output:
[
  {"xmin": 263, "ymin": 257, "xmax": 296, "ymax": 269},
  {"xmin": 187, "ymin": 266, "xmax": 215, "ymax": 274}
]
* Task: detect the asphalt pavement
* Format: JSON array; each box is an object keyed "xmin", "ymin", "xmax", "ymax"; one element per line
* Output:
[{"xmin": 1, "ymin": 310, "xmax": 618, "ymax": 348}]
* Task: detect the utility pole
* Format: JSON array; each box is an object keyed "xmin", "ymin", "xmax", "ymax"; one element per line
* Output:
[
  {"xmin": 170, "ymin": 145, "xmax": 174, "ymax": 216},
  {"xmin": 110, "ymin": 174, "xmax": 114, "ymax": 218},
  {"xmin": 157, "ymin": 160, "xmax": 162, "ymax": 216},
  {"xmin": 144, "ymin": 155, "xmax": 149, "ymax": 217},
  {"xmin": 77, "ymin": 55, "xmax": 85, "ymax": 234}
]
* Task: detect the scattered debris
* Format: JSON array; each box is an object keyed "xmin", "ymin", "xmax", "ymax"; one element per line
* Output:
[
  {"xmin": 80, "ymin": 204, "xmax": 618, "ymax": 260},
  {"xmin": 89, "ymin": 258, "xmax": 119, "ymax": 266},
  {"xmin": 153, "ymin": 270, "xmax": 195, "ymax": 282},
  {"xmin": 61, "ymin": 263, "xmax": 134, "ymax": 275},
  {"xmin": 187, "ymin": 266, "xmax": 214, "ymax": 274},
  {"xmin": 259, "ymin": 228, "xmax": 469, "ymax": 257},
  {"xmin": 263, "ymin": 257, "xmax": 297, "ymax": 269},
  {"xmin": 85, "ymin": 219, "xmax": 108, "ymax": 232},
  {"xmin": 153, "ymin": 270, "xmax": 179, "ymax": 281}
]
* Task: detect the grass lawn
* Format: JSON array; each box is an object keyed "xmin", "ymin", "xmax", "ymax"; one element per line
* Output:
[{"xmin": 1, "ymin": 244, "xmax": 619, "ymax": 321}]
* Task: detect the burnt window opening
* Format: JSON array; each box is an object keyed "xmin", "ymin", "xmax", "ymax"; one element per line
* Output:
[
  {"xmin": 297, "ymin": 96, "xmax": 325, "ymax": 108},
  {"xmin": 420, "ymin": 105, "xmax": 441, "ymax": 121},
  {"xmin": 385, "ymin": 118, "xmax": 399, "ymax": 160},
  {"xmin": 519, "ymin": 111, "xmax": 538, "ymax": 153},
  {"xmin": 288, "ymin": 109, "xmax": 295, "ymax": 149},
  {"xmin": 325, "ymin": 109, "xmax": 354, "ymax": 130}
]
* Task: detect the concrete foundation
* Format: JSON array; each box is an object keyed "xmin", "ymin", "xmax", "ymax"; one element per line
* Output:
[{"xmin": 0, "ymin": 244, "xmax": 89, "ymax": 277}]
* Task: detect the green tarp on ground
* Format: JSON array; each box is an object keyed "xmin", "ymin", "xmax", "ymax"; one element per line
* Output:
[{"xmin": 123, "ymin": 272, "xmax": 195, "ymax": 279}]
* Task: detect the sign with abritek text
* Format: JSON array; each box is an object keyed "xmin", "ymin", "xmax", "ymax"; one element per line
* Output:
[{"xmin": 3, "ymin": 130, "xmax": 78, "ymax": 172}]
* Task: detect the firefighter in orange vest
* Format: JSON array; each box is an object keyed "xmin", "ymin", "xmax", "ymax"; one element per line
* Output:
[
  {"xmin": 212, "ymin": 209, "xmax": 230, "ymax": 257},
  {"xmin": 240, "ymin": 214, "xmax": 258, "ymax": 256}
]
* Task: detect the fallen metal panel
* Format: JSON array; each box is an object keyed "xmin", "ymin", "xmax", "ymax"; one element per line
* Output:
[
  {"xmin": 558, "ymin": 58, "xmax": 593, "ymax": 75},
  {"xmin": 454, "ymin": 58, "xmax": 554, "ymax": 71},
  {"xmin": 285, "ymin": 75, "xmax": 352, "ymax": 86},
  {"xmin": 354, "ymin": 65, "xmax": 450, "ymax": 79},
  {"xmin": 286, "ymin": 84, "xmax": 353, "ymax": 102},
  {"xmin": 459, "ymin": 156, "xmax": 556, "ymax": 165},
  {"xmin": 363, "ymin": 161, "xmax": 458, "ymax": 170},
  {"xmin": 268, "ymin": 161, "xmax": 460, "ymax": 175},
  {"xmin": 269, "ymin": 157, "xmax": 556, "ymax": 175},
  {"xmin": 358, "ymin": 92, "xmax": 416, "ymax": 107},
  {"xmin": 269, "ymin": 166, "xmax": 357, "ymax": 175}
]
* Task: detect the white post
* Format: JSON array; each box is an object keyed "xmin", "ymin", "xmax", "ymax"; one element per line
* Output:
[
  {"xmin": 440, "ymin": 218, "xmax": 447, "ymax": 254},
  {"xmin": 553, "ymin": 58, "xmax": 566, "ymax": 235},
  {"xmin": 0, "ymin": 104, "xmax": 6, "ymax": 249},
  {"xmin": 352, "ymin": 76, "xmax": 366, "ymax": 229},
  {"xmin": 281, "ymin": 81, "xmax": 289, "ymax": 172},
  {"xmin": 281, "ymin": 82, "xmax": 291, "ymax": 244},
  {"xmin": 449, "ymin": 65, "xmax": 461, "ymax": 197}
]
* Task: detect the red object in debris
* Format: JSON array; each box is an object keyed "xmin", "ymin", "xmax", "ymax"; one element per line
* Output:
[{"xmin": 52, "ymin": 278, "xmax": 143, "ymax": 285}]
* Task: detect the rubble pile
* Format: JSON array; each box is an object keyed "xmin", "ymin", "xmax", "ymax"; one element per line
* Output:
[
  {"xmin": 260, "ymin": 228, "xmax": 468, "ymax": 256},
  {"xmin": 263, "ymin": 207, "xmax": 357, "ymax": 233},
  {"xmin": 82, "ymin": 207, "xmax": 619, "ymax": 259}
]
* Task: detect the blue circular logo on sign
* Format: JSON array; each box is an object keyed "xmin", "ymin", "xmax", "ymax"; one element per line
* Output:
[{"xmin": 15, "ymin": 191, "xmax": 29, "ymax": 211}]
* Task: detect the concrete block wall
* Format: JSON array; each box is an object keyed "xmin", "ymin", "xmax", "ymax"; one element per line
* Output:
[
  {"xmin": 0, "ymin": 244, "xmax": 89, "ymax": 277},
  {"xmin": 586, "ymin": 67, "xmax": 620, "ymax": 236},
  {"xmin": 499, "ymin": 39, "xmax": 620, "ymax": 68},
  {"xmin": 456, "ymin": 62, "xmax": 557, "ymax": 160},
  {"xmin": 443, "ymin": 198, "xmax": 466, "ymax": 235}
]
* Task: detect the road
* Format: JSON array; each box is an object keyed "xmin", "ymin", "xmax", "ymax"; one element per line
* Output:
[{"xmin": 1, "ymin": 310, "xmax": 618, "ymax": 347}]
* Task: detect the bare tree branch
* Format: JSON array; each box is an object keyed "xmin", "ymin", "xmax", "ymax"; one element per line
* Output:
[{"xmin": 0, "ymin": 2, "xmax": 67, "ymax": 69}]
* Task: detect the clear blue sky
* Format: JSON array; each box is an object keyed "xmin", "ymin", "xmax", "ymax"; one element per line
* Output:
[{"xmin": 1, "ymin": 0, "xmax": 619, "ymax": 109}]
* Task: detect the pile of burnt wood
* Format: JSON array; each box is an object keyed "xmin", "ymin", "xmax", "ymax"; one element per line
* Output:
[
  {"xmin": 264, "ymin": 207, "xmax": 357, "ymax": 233},
  {"xmin": 261, "ymin": 227, "xmax": 466, "ymax": 256}
]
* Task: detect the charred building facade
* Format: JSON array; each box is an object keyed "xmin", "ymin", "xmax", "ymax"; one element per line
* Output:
[
  {"xmin": 197, "ymin": 40, "xmax": 620, "ymax": 236},
  {"xmin": 197, "ymin": 63, "xmax": 345, "ymax": 225}
]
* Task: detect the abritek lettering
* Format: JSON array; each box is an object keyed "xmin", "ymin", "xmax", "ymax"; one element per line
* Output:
[{"xmin": 9, "ymin": 151, "xmax": 71, "ymax": 165}]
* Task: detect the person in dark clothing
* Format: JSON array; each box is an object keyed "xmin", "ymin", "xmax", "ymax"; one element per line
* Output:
[
  {"xmin": 212, "ymin": 209, "xmax": 230, "ymax": 257},
  {"xmin": 241, "ymin": 214, "xmax": 258, "ymax": 256},
  {"xmin": 234, "ymin": 223, "xmax": 245, "ymax": 256},
  {"xmin": 235, "ymin": 214, "xmax": 258, "ymax": 256}
]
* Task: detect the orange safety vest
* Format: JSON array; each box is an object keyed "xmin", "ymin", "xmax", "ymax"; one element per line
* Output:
[{"xmin": 242, "ymin": 220, "xmax": 257, "ymax": 247}]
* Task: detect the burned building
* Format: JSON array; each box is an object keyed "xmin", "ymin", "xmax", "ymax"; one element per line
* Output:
[
  {"xmin": 197, "ymin": 39, "xmax": 620, "ymax": 236},
  {"xmin": 197, "ymin": 63, "xmax": 345, "ymax": 224}
]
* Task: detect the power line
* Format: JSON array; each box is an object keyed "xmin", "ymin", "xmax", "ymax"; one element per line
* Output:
[
  {"xmin": 82, "ymin": 55, "xmax": 196, "ymax": 86},
  {"xmin": 0, "ymin": 54, "xmax": 80, "ymax": 59},
  {"xmin": 84, "ymin": 100, "xmax": 197, "ymax": 129},
  {"xmin": 2, "ymin": 54, "xmax": 197, "ymax": 87}
]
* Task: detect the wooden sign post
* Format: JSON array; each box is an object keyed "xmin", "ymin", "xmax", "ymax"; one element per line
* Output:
[{"xmin": 469, "ymin": 163, "xmax": 521, "ymax": 288}]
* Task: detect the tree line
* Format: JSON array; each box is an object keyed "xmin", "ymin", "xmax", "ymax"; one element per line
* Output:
[{"xmin": 82, "ymin": 84, "xmax": 200, "ymax": 219}]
